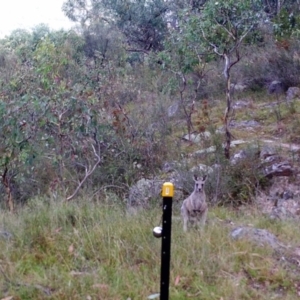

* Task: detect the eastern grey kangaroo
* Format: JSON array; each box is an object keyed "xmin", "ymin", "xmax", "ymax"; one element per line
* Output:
[{"xmin": 181, "ymin": 175, "xmax": 208, "ymax": 232}]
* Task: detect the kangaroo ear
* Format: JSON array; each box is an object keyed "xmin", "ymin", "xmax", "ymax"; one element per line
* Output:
[
  {"xmin": 193, "ymin": 174, "xmax": 198, "ymax": 181},
  {"xmin": 202, "ymin": 175, "xmax": 207, "ymax": 181}
]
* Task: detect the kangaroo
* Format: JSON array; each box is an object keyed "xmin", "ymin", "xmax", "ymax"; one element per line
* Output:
[{"xmin": 181, "ymin": 175, "xmax": 208, "ymax": 232}]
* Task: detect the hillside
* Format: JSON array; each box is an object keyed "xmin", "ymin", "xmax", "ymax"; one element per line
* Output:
[
  {"xmin": 1, "ymin": 89, "xmax": 300, "ymax": 299},
  {"xmin": 2, "ymin": 1, "xmax": 300, "ymax": 298}
]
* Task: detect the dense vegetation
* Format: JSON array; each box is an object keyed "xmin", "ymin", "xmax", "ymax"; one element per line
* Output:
[{"xmin": 1, "ymin": 0, "xmax": 300, "ymax": 210}]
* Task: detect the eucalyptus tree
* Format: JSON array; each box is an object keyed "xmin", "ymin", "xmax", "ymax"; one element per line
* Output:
[
  {"xmin": 62, "ymin": 0, "xmax": 170, "ymax": 53},
  {"xmin": 199, "ymin": 0, "xmax": 262, "ymax": 158},
  {"xmin": 158, "ymin": 0, "xmax": 262, "ymax": 158},
  {"xmin": 172, "ymin": 0, "xmax": 260, "ymax": 158}
]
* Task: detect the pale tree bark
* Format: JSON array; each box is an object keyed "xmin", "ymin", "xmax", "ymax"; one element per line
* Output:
[
  {"xmin": 66, "ymin": 143, "xmax": 101, "ymax": 201},
  {"xmin": 222, "ymin": 52, "xmax": 240, "ymax": 159}
]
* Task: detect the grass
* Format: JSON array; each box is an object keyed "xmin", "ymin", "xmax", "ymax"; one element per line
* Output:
[
  {"xmin": 1, "ymin": 199, "xmax": 300, "ymax": 299},
  {"xmin": 1, "ymin": 92, "xmax": 300, "ymax": 299}
]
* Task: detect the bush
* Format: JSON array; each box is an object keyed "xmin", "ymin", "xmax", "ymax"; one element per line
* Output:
[{"xmin": 235, "ymin": 39, "xmax": 300, "ymax": 92}]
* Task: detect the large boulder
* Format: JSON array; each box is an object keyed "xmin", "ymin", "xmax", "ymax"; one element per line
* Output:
[
  {"xmin": 127, "ymin": 160, "xmax": 214, "ymax": 211},
  {"xmin": 286, "ymin": 87, "xmax": 300, "ymax": 101},
  {"xmin": 127, "ymin": 178, "xmax": 164, "ymax": 210},
  {"xmin": 230, "ymin": 227, "xmax": 282, "ymax": 249},
  {"xmin": 264, "ymin": 161, "xmax": 294, "ymax": 178}
]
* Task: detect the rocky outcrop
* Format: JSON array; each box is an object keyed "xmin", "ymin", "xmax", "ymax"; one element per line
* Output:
[
  {"xmin": 264, "ymin": 161, "xmax": 294, "ymax": 178},
  {"xmin": 230, "ymin": 226, "xmax": 282, "ymax": 249},
  {"xmin": 127, "ymin": 161, "xmax": 214, "ymax": 211},
  {"xmin": 127, "ymin": 178, "xmax": 164, "ymax": 210},
  {"xmin": 259, "ymin": 145, "xmax": 296, "ymax": 178},
  {"xmin": 257, "ymin": 176, "xmax": 300, "ymax": 220},
  {"xmin": 286, "ymin": 87, "xmax": 300, "ymax": 101}
]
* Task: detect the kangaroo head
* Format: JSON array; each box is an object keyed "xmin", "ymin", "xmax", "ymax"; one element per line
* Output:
[{"xmin": 193, "ymin": 175, "xmax": 207, "ymax": 193}]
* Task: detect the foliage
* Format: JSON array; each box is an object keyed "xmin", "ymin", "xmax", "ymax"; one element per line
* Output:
[
  {"xmin": 273, "ymin": 8, "xmax": 300, "ymax": 40},
  {"xmin": 0, "ymin": 23, "xmax": 178, "ymax": 208},
  {"xmin": 199, "ymin": 0, "xmax": 261, "ymax": 53},
  {"xmin": 63, "ymin": 0, "xmax": 169, "ymax": 52},
  {"xmin": 0, "ymin": 0, "xmax": 300, "ymax": 208},
  {"xmin": 237, "ymin": 38, "xmax": 300, "ymax": 91}
]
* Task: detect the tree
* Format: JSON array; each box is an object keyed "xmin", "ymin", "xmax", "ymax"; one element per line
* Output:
[
  {"xmin": 157, "ymin": 15, "xmax": 208, "ymax": 141},
  {"xmin": 158, "ymin": 0, "xmax": 261, "ymax": 158},
  {"xmin": 197, "ymin": 0, "xmax": 261, "ymax": 158},
  {"xmin": 62, "ymin": 0, "xmax": 169, "ymax": 52}
]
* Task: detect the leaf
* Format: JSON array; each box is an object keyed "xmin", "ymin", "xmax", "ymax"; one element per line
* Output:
[
  {"xmin": 68, "ymin": 244, "xmax": 74, "ymax": 254},
  {"xmin": 92, "ymin": 283, "xmax": 109, "ymax": 290},
  {"xmin": 147, "ymin": 294, "xmax": 160, "ymax": 299},
  {"xmin": 70, "ymin": 271, "xmax": 89, "ymax": 276},
  {"xmin": 174, "ymin": 275, "xmax": 181, "ymax": 286}
]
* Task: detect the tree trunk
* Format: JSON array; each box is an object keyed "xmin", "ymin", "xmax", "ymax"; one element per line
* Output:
[
  {"xmin": 223, "ymin": 54, "xmax": 232, "ymax": 159},
  {"xmin": 2, "ymin": 167, "xmax": 14, "ymax": 213}
]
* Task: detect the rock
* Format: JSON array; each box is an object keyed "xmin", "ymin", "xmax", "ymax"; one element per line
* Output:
[
  {"xmin": 268, "ymin": 80, "xmax": 285, "ymax": 94},
  {"xmin": 282, "ymin": 190, "xmax": 294, "ymax": 200},
  {"xmin": 0, "ymin": 230, "xmax": 12, "ymax": 240},
  {"xmin": 229, "ymin": 120, "xmax": 260, "ymax": 128},
  {"xmin": 231, "ymin": 139, "xmax": 249, "ymax": 146},
  {"xmin": 230, "ymin": 144, "xmax": 260, "ymax": 165},
  {"xmin": 127, "ymin": 174, "xmax": 186, "ymax": 212},
  {"xmin": 260, "ymin": 145, "xmax": 277, "ymax": 159},
  {"xmin": 193, "ymin": 146, "xmax": 216, "ymax": 157},
  {"xmin": 127, "ymin": 178, "xmax": 164, "ymax": 209},
  {"xmin": 162, "ymin": 161, "xmax": 181, "ymax": 173},
  {"xmin": 232, "ymin": 100, "xmax": 250, "ymax": 109},
  {"xmin": 264, "ymin": 162, "xmax": 294, "ymax": 178},
  {"xmin": 231, "ymin": 150, "xmax": 248, "ymax": 165},
  {"xmin": 167, "ymin": 102, "xmax": 179, "ymax": 117},
  {"xmin": 257, "ymin": 176, "xmax": 300, "ymax": 220},
  {"xmin": 269, "ymin": 201, "xmax": 300, "ymax": 220},
  {"xmin": 286, "ymin": 87, "xmax": 300, "ymax": 101},
  {"xmin": 182, "ymin": 132, "xmax": 211, "ymax": 144},
  {"xmin": 190, "ymin": 163, "xmax": 213, "ymax": 174},
  {"xmin": 230, "ymin": 227, "xmax": 281, "ymax": 249},
  {"xmin": 230, "ymin": 83, "xmax": 247, "ymax": 92}
]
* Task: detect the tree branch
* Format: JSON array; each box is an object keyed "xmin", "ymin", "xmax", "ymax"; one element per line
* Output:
[{"xmin": 66, "ymin": 144, "xmax": 101, "ymax": 201}]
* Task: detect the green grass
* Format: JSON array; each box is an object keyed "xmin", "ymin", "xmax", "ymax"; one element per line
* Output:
[{"xmin": 1, "ymin": 199, "xmax": 300, "ymax": 299}]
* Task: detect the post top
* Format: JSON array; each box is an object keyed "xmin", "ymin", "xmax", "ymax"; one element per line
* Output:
[{"xmin": 162, "ymin": 182, "xmax": 174, "ymax": 197}]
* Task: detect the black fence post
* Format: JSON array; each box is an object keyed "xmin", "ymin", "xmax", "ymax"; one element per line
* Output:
[{"xmin": 160, "ymin": 182, "xmax": 174, "ymax": 300}]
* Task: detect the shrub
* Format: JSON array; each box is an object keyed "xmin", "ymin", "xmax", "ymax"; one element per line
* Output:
[{"xmin": 206, "ymin": 146, "xmax": 270, "ymax": 206}]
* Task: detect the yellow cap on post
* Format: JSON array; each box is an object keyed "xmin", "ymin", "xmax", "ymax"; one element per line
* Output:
[{"xmin": 162, "ymin": 182, "xmax": 174, "ymax": 197}]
